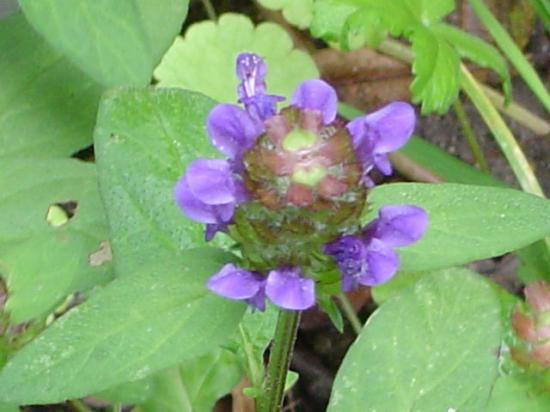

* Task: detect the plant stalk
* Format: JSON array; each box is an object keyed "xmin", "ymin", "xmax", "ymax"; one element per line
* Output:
[
  {"xmin": 258, "ymin": 310, "xmax": 300, "ymax": 412},
  {"xmin": 200, "ymin": 0, "xmax": 217, "ymax": 21},
  {"xmin": 337, "ymin": 293, "xmax": 363, "ymax": 335},
  {"xmin": 468, "ymin": 0, "xmax": 550, "ymax": 112},
  {"xmin": 453, "ymin": 98, "xmax": 490, "ymax": 173}
]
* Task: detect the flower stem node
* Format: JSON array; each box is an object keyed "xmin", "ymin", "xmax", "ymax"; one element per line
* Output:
[{"xmin": 173, "ymin": 53, "xmax": 427, "ymax": 310}]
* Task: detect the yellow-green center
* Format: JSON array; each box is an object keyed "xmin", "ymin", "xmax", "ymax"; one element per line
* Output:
[
  {"xmin": 291, "ymin": 165, "xmax": 327, "ymax": 187},
  {"xmin": 282, "ymin": 128, "xmax": 317, "ymax": 152}
]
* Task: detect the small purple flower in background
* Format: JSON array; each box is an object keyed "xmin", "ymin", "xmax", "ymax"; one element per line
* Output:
[
  {"xmin": 324, "ymin": 205, "xmax": 428, "ymax": 291},
  {"xmin": 174, "ymin": 52, "xmax": 428, "ymax": 311}
]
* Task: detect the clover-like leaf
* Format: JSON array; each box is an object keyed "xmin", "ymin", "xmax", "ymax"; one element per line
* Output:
[
  {"xmin": 258, "ymin": 0, "xmax": 314, "ymax": 29},
  {"xmin": 154, "ymin": 13, "xmax": 319, "ymax": 103}
]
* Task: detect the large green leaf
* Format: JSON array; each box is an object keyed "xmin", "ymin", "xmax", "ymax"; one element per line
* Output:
[
  {"xmin": 19, "ymin": 0, "xmax": 189, "ymax": 87},
  {"xmin": 487, "ymin": 375, "xmax": 550, "ymax": 412},
  {"xmin": 0, "ymin": 158, "xmax": 112, "ymax": 322},
  {"xmin": 94, "ymin": 88, "xmax": 220, "ymax": 274},
  {"xmin": 0, "ymin": 13, "xmax": 102, "ymax": 158},
  {"xmin": 329, "ymin": 268, "xmax": 503, "ymax": 412},
  {"xmin": 365, "ymin": 183, "xmax": 550, "ymax": 272},
  {"xmin": 0, "ymin": 248, "xmax": 245, "ymax": 404},
  {"xmin": 154, "ymin": 13, "xmax": 319, "ymax": 103},
  {"xmin": 411, "ymin": 27, "xmax": 460, "ymax": 114}
]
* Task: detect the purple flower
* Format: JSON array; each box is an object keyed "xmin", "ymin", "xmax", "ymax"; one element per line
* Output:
[
  {"xmin": 346, "ymin": 102, "xmax": 415, "ymax": 186},
  {"xmin": 291, "ymin": 79, "xmax": 338, "ymax": 125},
  {"xmin": 265, "ymin": 267, "xmax": 315, "ymax": 310},
  {"xmin": 236, "ymin": 53, "xmax": 284, "ymax": 122},
  {"xmin": 324, "ymin": 205, "xmax": 427, "ymax": 291},
  {"xmin": 207, "ymin": 264, "xmax": 267, "ymax": 311},
  {"xmin": 173, "ymin": 159, "xmax": 247, "ymax": 240},
  {"xmin": 206, "ymin": 264, "xmax": 315, "ymax": 311}
]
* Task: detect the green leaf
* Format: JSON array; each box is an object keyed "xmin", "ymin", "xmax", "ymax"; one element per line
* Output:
[
  {"xmin": 177, "ymin": 348, "xmax": 242, "ymax": 412},
  {"xmin": 402, "ymin": 0, "xmax": 455, "ymax": 24},
  {"xmin": 371, "ymin": 271, "xmax": 426, "ymax": 305},
  {"xmin": 530, "ymin": 0, "xmax": 550, "ymax": 33},
  {"xmin": 0, "ymin": 13, "xmax": 102, "ymax": 158},
  {"xmin": 137, "ymin": 355, "xmax": 241, "ymax": 412},
  {"xmin": 94, "ymin": 87, "xmax": 220, "ymax": 274},
  {"xmin": 258, "ymin": 0, "xmax": 314, "ymax": 29},
  {"xmin": 365, "ymin": 183, "xmax": 550, "ymax": 272},
  {"xmin": 399, "ymin": 136, "xmax": 506, "ymax": 187},
  {"xmin": 0, "ymin": 248, "xmax": 246, "ymax": 404},
  {"xmin": 0, "ymin": 404, "xmax": 19, "ymax": 412},
  {"xmin": 411, "ymin": 27, "xmax": 460, "ymax": 114},
  {"xmin": 19, "ymin": 0, "xmax": 189, "ymax": 87},
  {"xmin": 0, "ymin": 159, "xmax": 112, "ymax": 322},
  {"xmin": 516, "ymin": 241, "xmax": 550, "ymax": 283},
  {"xmin": 328, "ymin": 268, "xmax": 503, "ymax": 412},
  {"xmin": 95, "ymin": 377, "xmax": 154, "ymax": 405},
  {"xmin": 154, "ymin": 13, "xmax": 319, "ymax": 103},
  {"xmin": 487, "ymin": 375, "xmax": 550, "ymax": 412},
  {"xmin": 310, "ymin": 0, "xmax": 357, "ymax": 42},
  {"xmin": 434, "ymin": 23, "xmax": 512, "ymax": 101}
]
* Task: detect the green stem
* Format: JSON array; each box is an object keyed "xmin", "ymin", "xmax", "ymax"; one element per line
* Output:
[
  {"xmin": 112, "ymin": 404, "xmax": 122, "ymax": 412},
  {"xmin": 68, "ymin": 400, "xmax": 93, "ymax": 412},
  {"xmin": 468, "ymin": 0, "xmax": 550, "ymax": 112},
  {"xmin": 482, "ymin": 86, "xmax": 550, "ymax": 136},
  {"xmin": 258, "ymin": 310, "xmax": 300, "ymax": 412},
  {"xmin": 337, "ymin": 293, "xmax": 363, "ymax": 335},
  {"xmin": 460, "ymin": 65, "xmax": 545, "ymax": 196},
  {"xmin": 239, "ymin": 323, "xmax": 264, "ymax": 388},
  {"xmin": 200, "ymin": 0, "xmax": 217, "ymax": 21},
  {"xmin": 453, "ymin": 98, "xmax": 490, "ymax": 173},
  {"xmin": 460, "ymin": 64, "xmax": 550, "ymax": 253}
]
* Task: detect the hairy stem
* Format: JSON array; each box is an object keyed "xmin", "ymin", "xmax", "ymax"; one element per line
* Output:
[
  {"xmin": 258, "ymin": 310, "xmax": 300, "ymax": 412},
  {"xmin": 337, "ymin": 293, "xmax": 363, "ymax": 335},
  {"xmin": 453, "ymin": 98, "xmax": 490, "ymax": 173}
]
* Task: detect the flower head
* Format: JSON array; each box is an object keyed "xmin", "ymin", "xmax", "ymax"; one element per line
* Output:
[{"xmin": 174, "ymin": 52, "xmax": 426, "ymax": 311}]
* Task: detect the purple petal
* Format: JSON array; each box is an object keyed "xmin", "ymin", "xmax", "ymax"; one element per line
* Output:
[
  {"xmin": 207, "ymin": 264, "xmax": 263, "ymax": 300},
  {"xmin": 246, "ymin": 286, "xmax": 267, "ymax": 312},
  {"xmin": 291, "ymin": 79, "xmax": 338, "ymax": 125},
  {"xmin": 365, "ymin": 205, "xmax": 428, "ymax": 247},
  {"xmin": 373, "ymin": 154, "xmax": 392, "ymax": 176},
  {"xmin": 206, "ymin": 104, "xmax": 263, "ymax": 160},
  {"xmin": 265, "ymin": 267, "xmax": 315, "ymax": 310},
  {"xmin": 358, "ymin": 239, "xmax": 399, "ymax": 286},
  {"xmin": 174, "ymin": 175, "xmax": 218, "ymax": 224},
  {"xmin": 204, "ymin": 222, "xmax": 228, "ymax": 241},
  {"xmin": 236, "ymin": 53, "xmax": 267, "ymax": 100},
  {"xmin": 185, "ymin": 159, "xmax": 236, "ymax": 205},
  {"xmin": 365, "ymin": 101, "xmax": 415, "ymax": 153}
]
